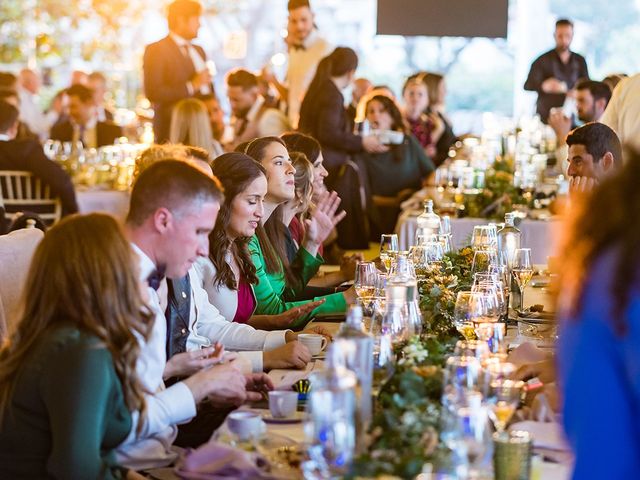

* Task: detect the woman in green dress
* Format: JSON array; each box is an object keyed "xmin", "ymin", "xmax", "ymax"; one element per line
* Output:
[
  {"xmin": 243, "ymin": 137, "xmax": 357, "ymax": 329},
  {"xmin": 0, "ymin": 213, "xmax": 152, "ymax": 479}
]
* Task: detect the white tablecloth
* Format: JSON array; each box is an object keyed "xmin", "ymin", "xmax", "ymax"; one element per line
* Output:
[
  {"xmin": 76, "ymin": 188, "xmax": 130, "ymax": 221},
  {"xmin": 395, "ymin": 211, "xmax": 559, "ymax": 265}
]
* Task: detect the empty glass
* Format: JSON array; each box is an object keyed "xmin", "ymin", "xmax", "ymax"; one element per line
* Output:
[
  {"xmin": 471, "ymin": 225, "xmax": 498, "ymax": 251},
  {"xmin": 471, "ymin": 249, "xmax": 499, "ymax": 276}
]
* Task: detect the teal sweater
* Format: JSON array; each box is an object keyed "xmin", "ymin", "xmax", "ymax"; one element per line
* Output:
[
  {"xmin": 249, "ymin": 235, "xmax": 347, "ymax": 329},
  {"xmin": 0, "ymin": 325, "xmax": 131, "ymax": 479}
]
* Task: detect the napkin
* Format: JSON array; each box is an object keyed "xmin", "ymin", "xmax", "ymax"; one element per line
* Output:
[
  {"xmin": 510, "ymin": 421, "xmax": 570, "ymax": 452},
  {"xmin": 174, "ymin": 441, "xmax": 274, "ymax": 479},
  {"xmin": 507, "ymin": 341, "xmax": 549, "ymax": 366}
]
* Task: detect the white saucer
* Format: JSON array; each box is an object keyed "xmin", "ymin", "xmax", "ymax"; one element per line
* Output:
[{"xmin": 261, "ymin": 411, "xmax": 305, "ymax": 424}]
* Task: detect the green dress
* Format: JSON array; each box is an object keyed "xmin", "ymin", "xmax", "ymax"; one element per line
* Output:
[
  {"xmin": 0, "ymin": 325, "xmax": 132, "ymax": 479},
  {"xmin": 249, "ymin": 236, "xmax": 347, "ymax": 329}
]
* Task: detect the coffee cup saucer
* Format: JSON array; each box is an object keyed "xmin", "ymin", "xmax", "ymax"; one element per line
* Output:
[{"xmin": 260, "ymin": 411, "xmax": 305, "ymax": 424}]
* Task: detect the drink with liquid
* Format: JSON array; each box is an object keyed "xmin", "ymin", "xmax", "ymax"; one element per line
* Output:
[
  {"xmin": 355, "ymin": 286, "xmax": 376, "ymax": 299},
  {"xmin": 380, "ymin": 250, "xmax": 397, "ymax": 271},
  {"xmin": 488, "ymin": 401, "xmax": 517, "ymax": 431},
  {"xmin": 512, "ymin": 269, "xmax": 533, "ymax": 290}
]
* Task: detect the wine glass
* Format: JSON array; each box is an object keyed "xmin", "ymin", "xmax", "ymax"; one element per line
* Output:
[
  {"xmin": 371, "ymin": 333, "xmax": 394, "ymax": 396},
  {"xmin": 379, "ymin": 234, "xmax": 399, "ymax": 272},
  {"xmin": 471, "ymin": 225, "xmax": 497, "ymax": 251},
  {"xmin": 453, "ymin": 291, "xmax": 488, "ymax": 340},
  {"xmin": 484, "ymin": 362, "xmax": 523, "ymax": 433},
  {"xmin": 512, "ymin": 248, "xmax": 533, "ymax": 311},
  {"xmin": 454, "ymin": 340, "xmax": 491, "ymax": 363},
  {"xmin": 471, "ymin": 249, "xmax": 498, "ymax": 276},
  {"xmin": 354, "ymin": 261, "xmax": 377, "ymax": 301},
  {"xmin": 444, "ymin": 356, "xmax": 483, "ymax": 396}
]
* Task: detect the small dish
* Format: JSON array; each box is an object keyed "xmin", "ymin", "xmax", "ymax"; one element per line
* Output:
[{"xmin": 261, "ymin": 411, "xmax": 306, "ymax": 424}]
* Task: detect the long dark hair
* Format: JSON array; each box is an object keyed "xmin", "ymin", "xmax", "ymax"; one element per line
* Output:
[
  {"xmin": 0, "ymin": 214, "xmax": 152, "ymax": 427},
  {"xmin": 210, "ymin": 153, "xmax": 266, "ymax": 289},
  {"xmin": 244, "ymin": 137, "xmax": 296, "ymax": 285},
  {"xmin": 281, "ymin": 131, "xmax": 322, "ymax": 163},
  {"xmin": 557, "ymin": 151, "xmax": 640, "ymax": 336}
]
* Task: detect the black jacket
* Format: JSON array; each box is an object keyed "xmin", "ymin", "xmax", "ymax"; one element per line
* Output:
[
  {"xmin": 0, "ymin": 139, "xmax": 78, "ymax": 217},
  {"xmin": 50, "ymin": 120, "xmax": 123, "ymax": 148}
]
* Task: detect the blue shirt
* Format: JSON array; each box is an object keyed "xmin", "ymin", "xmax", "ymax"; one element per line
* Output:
[{"xmin": 559, "ymin": 247, "xmax": 640, "ymax": 479}]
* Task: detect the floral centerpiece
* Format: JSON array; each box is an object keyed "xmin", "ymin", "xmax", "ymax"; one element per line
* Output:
[
  {"xmin": 350, "ymin": 247, "xmax": 476, "ymax": 478},
  {"xmin": 464, "ymin": 170, "xmax": 526, "ymax": 220}
]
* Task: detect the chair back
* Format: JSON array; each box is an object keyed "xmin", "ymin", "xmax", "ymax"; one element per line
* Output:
[{"xmin": 0, "ymin": 170, "xmax": 62, "ymax": 224}]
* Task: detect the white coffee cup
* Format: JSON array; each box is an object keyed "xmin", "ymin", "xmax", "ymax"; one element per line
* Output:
[
  {"xmin": 268, "ymin": 391, "xmax": 299, "ymax": 418},
  {"xmin": 297, "ymin": 334, "xmax": 328, "ymax": 356},
  {"xmin": 226, "ymin": 411, "xmax": 262, "ymax": 441}
]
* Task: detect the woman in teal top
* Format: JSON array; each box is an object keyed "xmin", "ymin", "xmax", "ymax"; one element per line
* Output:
[
  {"xmin": 357, "ymin": 94, "xmax": 436, "ymax": 236},
  {"xmin": 0, "ymin": 214, "xmax": 152, "ymax": 479},
  {"xmin": 243, "ymin": 137, "xmax": 356, "ymax": 329}
]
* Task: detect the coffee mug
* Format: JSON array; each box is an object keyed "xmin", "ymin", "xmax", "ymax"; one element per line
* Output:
[
  {"xmin": 268, "ymin": 391, "xmax": 299, "ymax": 418},
  {"xmin": 297, "ymin": 334, "xmax": 328, "ymax": 356},
  {"xmin": 226, "ymin": 411, "xmax": 262, "ymax": 441}
]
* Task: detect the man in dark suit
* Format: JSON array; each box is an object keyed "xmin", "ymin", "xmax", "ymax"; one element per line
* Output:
[
  {"xmin": 143, "ymin": 0, "xmax": 213, "ymax": 143},
  {"xmin": 49, "ymin": 84, "xmax": 122, "ymax": 148},
  {"xmin": 0, "ymin": 101, "xmax": 78, "ymax": 217}
]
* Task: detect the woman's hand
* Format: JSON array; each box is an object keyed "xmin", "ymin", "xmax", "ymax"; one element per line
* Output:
[
  {"xmin": 163, "ymin": 343, "xmax": 225, "ymax": 380},
  {"xmin": 303, "ymin": 191, "xmax": 347, "ymax": 256},
  {"xmin": 251, "ymin": 300, "xmax": 326, "ymax": 330}
]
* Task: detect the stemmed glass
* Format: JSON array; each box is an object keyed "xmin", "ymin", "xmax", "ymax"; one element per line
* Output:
[
  {"xmin": 471, "ymin": 249, "xmax": 498, "ymax": 276},
  {"xmin": 371, "ymin": 333, "xmax": 395, "ymax": 396},
  {"xmin": 453, "ymin": 291, "xmax": 489, "ymax": 340},
  {"xmin": 354, "ymin": 262, "xmax": 377, "ymax": 301},
  {"xmin": 471, "ymin": 225, "xmax": 497, "ymax": 251},
  {"xmin": 379, "ymin": 234, "xmax": 399, "ymax": 272},
  {"xmin": 512, "ymin": 248, "xmax": 533, "ymax": 311},
  {"xmin": 484, "ymin": 362, "xmax": 523, "ymax": 433}
]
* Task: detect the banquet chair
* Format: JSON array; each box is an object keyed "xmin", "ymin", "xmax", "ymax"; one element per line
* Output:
[
  {"xmin": 0, "ymin": 227, "xmax": 44, "ymax": 336},
  {"xmin": 0, "ymin": 171, "xmax": 62, "ymax": 225}
]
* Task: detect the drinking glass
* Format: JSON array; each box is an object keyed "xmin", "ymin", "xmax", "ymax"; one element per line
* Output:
[
  {"xmin": 471, "ymin": 225, "xmax": 498, "ymax": 251},
  {"xmin": 454, "ymin": 340, "xmax": 491, "ymax": 363},
  {"xmin": 354, "ymin": 262, "xmax": 377, "ymax": 301},
  {"xmin": 444, "ymin": 356, "xmax": 483, "ymax": 395},
  {"xmin": 371, "ymin": 332, "xmax": 395, "ymax": 396},
  {"xmin": 424, "ymin": 240, "xmax": 445, "ymax": 264},
  {"xmin": 512, "ymin": 248, "xmax": 533, "ymax": 310},
  {"xmin": 454, "ymin": 291, "xmax": 489, "ymax": 340},
  {"xmin": 484, "ymin": 362, "xmax": 523, "ymax": 433},
  {"xmin": 471, "ymin": 249, "xmax": 498, "ymax": 276},
  {"xmin": 379, "ymin": 234, "xmax": 399, "ymax": 272}
]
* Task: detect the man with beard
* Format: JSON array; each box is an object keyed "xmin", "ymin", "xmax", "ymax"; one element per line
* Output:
[{"xmin": 524, "ymin": 18, "xmax": 589, "ymax": 123}]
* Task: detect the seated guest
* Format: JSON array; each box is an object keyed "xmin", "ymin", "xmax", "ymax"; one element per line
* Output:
[
  {"xmin": 196, "ymin": 152, "xmax": 324, "ymax": 331},
  {"xmin": 556, "ymin": 150, "xmax": 640, "ymax": 478},
  {"xmin": 87, "ymin": 71, "xmax": 115, "ymax": 122},
  {"xmin": 357, "ymin": 94, "xmax": 435, "ymax": 237},
  {"xmin": 602, "ymin": 73, "xmax": 627, "ymax": 92},
  {"xmin": 0, "ymin": 88, "xmax": 38, "ymax": 141},
  {"xmin": 18, "ymin": 68, "xmax": 58, "ymax": 139},
  {"xmin": 402, "ymin": 74, "xmax": 445, "ymax": 162},
  {"xmin": 565, "ymin": 122, "xmax": 622, "ymax": 195},
  {"xmin": 245, "ymin": 137, "xmax": 355, "ymax": 328},
  {"xmin": 0, "ymin": 213, "xmax": 149, "ymax": 478},
  {"xmin": 50, "ymin": 84, "xmax": 123, "ymax": 148},
  {"xmin": 422, "ymin": 72, "xmax": 457, "ymax": 166},
  {"xmin": 226, "ymin": 69, "xmax": 291, "ymax": 149},
  {"xmin": 169, "ymin": 98, "xmax": 221, "ymax": 159},
  {"xmin": 549, "ymin": 79, "xmax": 612, "ymax": 158},
  {"xmin": 0, "ymin": 101, "xmax": 78, "ymax": 217},
  {"xmin": 119, "ymin": 159, "xmax": 282, "ymax": 466},
  {"xmin": 195, "ymin": 93, "xmax": 229, "ymax": 148}
]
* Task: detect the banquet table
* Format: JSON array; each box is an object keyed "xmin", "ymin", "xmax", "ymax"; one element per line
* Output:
[
  {"xmin": 76, "ymin": 188, "xmax": 130, "ymax": 221},
  {"xmin": 395, "ymin": 210, "xmax": 559, "ymax": 265}
]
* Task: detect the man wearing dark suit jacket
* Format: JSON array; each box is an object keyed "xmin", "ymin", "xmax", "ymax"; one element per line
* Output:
[
  {"xmin": 143, "ymin": 0, "xmax": 214, "ymax": 143},
  {"xmin": 49, "ymin": 84, "xmax": 123, "ymax": 148},
  {"xmin": 0, "ymin": 101, "xmax": 78, "ymax": 217}
]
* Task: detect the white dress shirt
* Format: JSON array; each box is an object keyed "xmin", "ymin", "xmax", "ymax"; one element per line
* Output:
[
  {"xmin": 185, "ymin": 264, "xmax": 289, "ymax": 372},
  {"xmin": 286, "ymin": 30, "xmax": 333, "ymax": 128},
  {"xmin": 18, "ymin": 88, "xmax": 58, "ymax": 140},
  {"xmin": 600, "ymin": 74, "xmax": 640, "ymax": 159},
  {"xmin": 115, "ymin": 244, "xmax": 197, "ymax": 470},
  {"xmin": 169, "ymin": 33, "xmax": 211, "ymax": 96}
]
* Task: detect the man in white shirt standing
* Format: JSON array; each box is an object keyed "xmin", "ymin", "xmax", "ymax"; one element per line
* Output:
[
  {"xmin": 118, "ymin": 160, "xmax": 273, "ymax": 469},
  {"xmin": 17, "ymin": 68, "xmax": 60, "ymax": 140},
  {"xmin": 263, "ymin": 0, "xmax": 332, "ymax": 129},
  {"xmin": 601, "ymin": 74, "xmax": 640, "ymax": 158}
]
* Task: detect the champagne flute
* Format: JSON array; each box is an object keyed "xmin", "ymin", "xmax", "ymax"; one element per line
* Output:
[
  {"xmin": 512, "ymin": 248, "xmax": 533, "ymax": 311},
  {"xmin": 379, "ymin": 234, "xmax": 399, "ymax": 272},
  {"xmin": 354, "ymin": 261, "xmax": 377, "ymax": 301}
]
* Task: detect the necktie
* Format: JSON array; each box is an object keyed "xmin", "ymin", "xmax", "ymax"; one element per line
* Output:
[
  {"xmin": 146, "ymin": 266, "xmax": 166, "ymax": 291},
  {"xmin": 291, "ymin": 43, "xmax": 306, "ymax": 51}
]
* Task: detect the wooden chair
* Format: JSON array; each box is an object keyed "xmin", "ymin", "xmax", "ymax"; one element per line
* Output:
[{"xmin": 0, "ymin": 170, "xmax": 62, "ymax": 225}]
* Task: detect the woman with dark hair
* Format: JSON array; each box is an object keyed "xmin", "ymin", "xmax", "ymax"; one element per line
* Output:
[
  {"xmin": 298, "ymin": 47, "xmax": 386, "ymax": 247},
  {"xmin": 357, "ymin": 94, "xmax": 435, "ymax": 237},
  {"xmin": 195, "ymin": 152, "xmax": 322, "ymax": 330},
  {"xmin": 244, "ymin": 137, "xmax": 354, "ymax": 329},
  {"xmin": 0, "ymin": 214, "xmax": 152, "ymax": 479},
  {"xmin": 556, "ymin": 152, "xmax": 640, "ymax": 478}
]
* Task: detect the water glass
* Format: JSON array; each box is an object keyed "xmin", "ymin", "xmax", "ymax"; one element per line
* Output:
[{"xmin": 354, "ymin": 261, "xmax": 377, "ymax": 301}]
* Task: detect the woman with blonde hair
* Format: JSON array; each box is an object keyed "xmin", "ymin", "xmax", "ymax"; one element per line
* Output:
[
  {"xmin": 169, "ymin": 98, "xmax": 222, "ymax": 159},
  {"xmin": 0, "ymin": 213, "xmax": 152, "ymax": 478}
]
